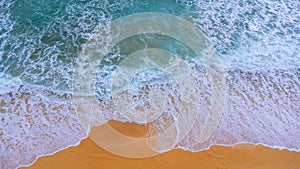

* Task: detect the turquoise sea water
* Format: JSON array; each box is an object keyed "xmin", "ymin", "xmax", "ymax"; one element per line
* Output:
[{"xmin": 0, "ymin": 0, "xmax": 300, "ymax": 168}]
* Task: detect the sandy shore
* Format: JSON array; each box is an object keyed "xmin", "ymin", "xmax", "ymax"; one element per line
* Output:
[{"xmin": 22, "ymin": 121, "xmax": 300, "ymax": 169}]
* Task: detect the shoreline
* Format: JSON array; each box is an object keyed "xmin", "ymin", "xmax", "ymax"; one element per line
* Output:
[
  {"xmin": 22, "ymin": 138, "xmax": 300, "ymax": 169},
  {"xmin": 20, "ymin": 121, "xmax": 300, "ymax": 169}
]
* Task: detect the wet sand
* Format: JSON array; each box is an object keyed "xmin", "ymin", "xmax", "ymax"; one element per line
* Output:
[{"xmin": 23, "ymin": 121, "xmax": 300, "ymax": 169}]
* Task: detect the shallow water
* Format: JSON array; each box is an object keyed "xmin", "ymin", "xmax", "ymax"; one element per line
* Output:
[{"xmin": 0, "ymin": 0, "xmax": 300, "ymax": 168}]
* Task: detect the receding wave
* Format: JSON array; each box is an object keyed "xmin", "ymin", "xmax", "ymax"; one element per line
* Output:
[{"xmin": 0, "ymin": 0, "xmax": 299, "ymax": 168}]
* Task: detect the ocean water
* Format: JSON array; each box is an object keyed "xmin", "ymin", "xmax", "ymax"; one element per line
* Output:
[{"xmin": 0, "ymin": 0, "xmax": 300, "ymax": 168}]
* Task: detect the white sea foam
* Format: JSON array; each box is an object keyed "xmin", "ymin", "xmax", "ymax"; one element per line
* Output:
[
  {"xmin": 0, "ymin": 73, "xmax": 21, "ymax": 95},
  {"xmin": 179, "ymin": 69, "xmax": 300, "ymax": 151},
  {"xmin": 182, "ymin": 0, "xmax": 300, "ymax": 70},
  {"xmin": 0, "ymin": 0, "xmax": 300, "ymax": 168}
]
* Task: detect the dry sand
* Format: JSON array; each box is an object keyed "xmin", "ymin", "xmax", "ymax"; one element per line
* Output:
[{"xmin": 23, "ymin": 121, "xmax": 300, "ymax": 169}]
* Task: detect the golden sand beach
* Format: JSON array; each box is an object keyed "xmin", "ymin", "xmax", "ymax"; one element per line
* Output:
[{"xmin": 23, "ymin": 121, "xmax": 300, "ymax": 169}]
